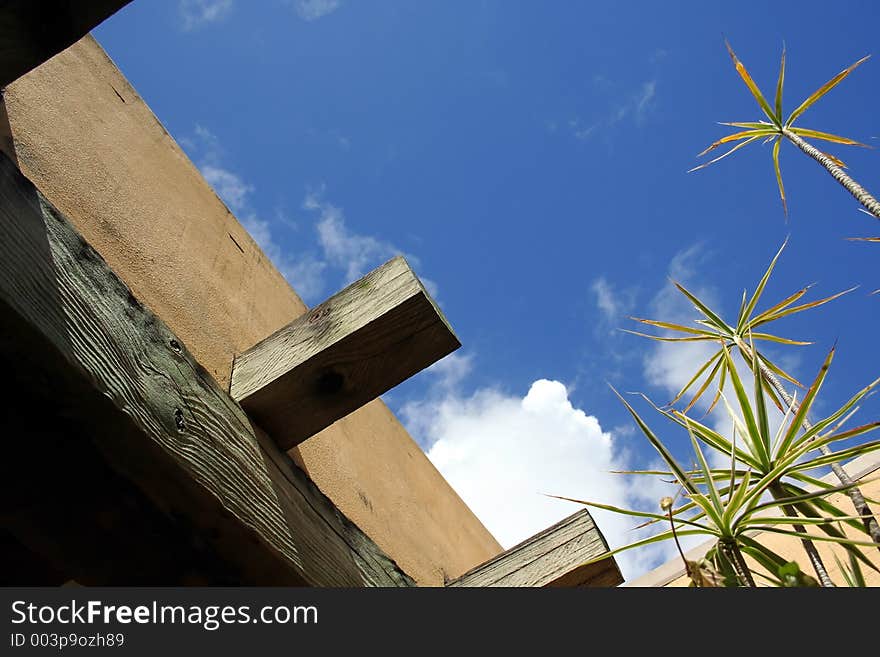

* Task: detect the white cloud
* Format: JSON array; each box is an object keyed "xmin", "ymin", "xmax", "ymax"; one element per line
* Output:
[
  {"xmin": 642, "ymin": 242, "xmax": 718, "ymax": 402},
  {"xmin": 187, "ymin": 125, "xmax": 328, "ymax": 300},
  {"xmin": 400, "ymin": 356, "xmax": 683, "ymax": 582},
  {"xmin": 294, "ymin": 0, "xmax": 341, "ymax": 21},
  {"xmin": 179, "ymin": 0, "xmax": 232, "ymax": 30},
  {"xmin": 201, "ymin": 165, "xmax": 253, "ymax": 213},
  {"xmin": 184, "ymin": 127, "xmax": 438, "ymax": 305},
  {"xmin": 568, "ymin": 78, "xmax": 658, "ymax": 142},
  {"xmin": 591, "ymin": 276, "xmax": 635, "ymax": 327},
  {"xmin": 306, "ymin": 193, "xmax": 401, "ymax": 282},
  {"xmin": 302, "ymin": 190, "xmax": 440, "ymax": 301},
  {"xmin": 636, "ymin": 80, "xmax": 657, "ymax": 121}
]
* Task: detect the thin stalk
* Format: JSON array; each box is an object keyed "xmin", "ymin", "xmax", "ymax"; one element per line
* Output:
[
  {"xmin": 755, "ymin": 354, "xmax": 880, "ymax": 550},
  {"xmin": 783, "ymin": 129, "xmax": 880, "ymax": 219},
  {"xmin": 718, "ymin": 539, "xmax": 755, "ymax": 587},
  {"xmin": 769, "ymin": 483, "xmax": 835, "ymax": 587}
]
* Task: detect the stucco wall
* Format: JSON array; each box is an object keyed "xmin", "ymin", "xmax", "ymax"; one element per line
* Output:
[
  {"xmin": 625, "ymin": 453, "xmax": 880, "ymax": 587},
  {"xmin": 0, "ymin": 35, "xmax": 502, "ymax": 585}
]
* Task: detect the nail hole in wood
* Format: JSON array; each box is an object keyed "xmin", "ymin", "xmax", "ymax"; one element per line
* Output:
[{"xmin": 314, "ymin": 370, "xmax": 344, "ymax": 396}]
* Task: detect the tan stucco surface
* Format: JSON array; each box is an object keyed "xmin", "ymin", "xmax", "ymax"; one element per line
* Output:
[
  {"xmin": 1, "ymin": 35, "xmax": 502, "ymax": 585},
  {"xmin": 625, "ymin": 453, "xmax": 880, "ymax": 587}
]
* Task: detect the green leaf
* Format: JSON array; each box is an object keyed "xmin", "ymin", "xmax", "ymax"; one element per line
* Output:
[
  {"xmin": 786, "ymin": 126, "xmax": 869, "ymax": 147},
  {"xmin": 786, "ymin": 54, "xmax": 871, "ymax": 126},
  {"xmin": 834, "ymin": 552, "xmax": 866, "ymax": 587},
  {"xmin": 721, "ymin": 470, "xmax": 752, "ymax": 529},
  {"xmin": 772, "ymin": 137, "xmax": 787, "ymax": 215},
  {"xmin": 689, "ymin": 134, "xmax": 768, "ymax": 172},
  {"xmin": 725, "ymin": 39, "xmax": 780, "ymax": 125},
  {"xmin": 685, "ymin": 420, "xmax": 725, "ymax": 524},
  {"xmin": 674, "ymin": 281, "xmax": 732, "ymax": 334},
  {"xmin": 776, "ymin": 346, "xmax": 835, "ymax": 457},
  {"xmin": 774, "ymin": 45, "xmax": 785, "ymax": 124},
  {"xmin": 749, "ymin": 337, "xmax": 771, "ymax": 459},
  {"xmin": 620, "ymin": 329, "xmax": 711, "ymax": 343},
  {"xmin": 748, "ymin": 332, "xmax": 812, "ymax": 345},
  {"xmin": 666, "ymin": 408, "xmax": 761, "ymax": 469},
  {"xmin": 612, "ymin": 387, "xmax": 700, "ymax": 495},
  {"xmin": 791, "ymin": 437, "xmax": 880, "ymax": 473},
  {"xmin": 679, "ymin": 350, "xmax": 724, "ymax": 411},
  {"xmin": 546, "ymin": 494, "xmax": 712, "ymax": 531},
  {"xmin": 721, "ymin": 344, "xmax": 768, "ymax": 467},
  {"xmin": 751, "ymin": 287, "xmax": 855, "ymax": 328},
  {"xmin": 756, "ymin": 351, "xmax": 803, "ymax": 388},
  {"xmin": 698, "ymin": 129, "xmax": 780, "ymax": 157},
  {"xmin": 747, "ymin": 285, "xmax": 811, "ymax": 328},
  {"xmin": 748, "ymin": 526, "xmax": 880, "ymax": 549},
  {"xmin": 738, "ymin": 240, "xmax": 787, "ymax": 334},
  {"xmin": 629, "ymin": 317, "xmax": 717, "ymax": 336}
]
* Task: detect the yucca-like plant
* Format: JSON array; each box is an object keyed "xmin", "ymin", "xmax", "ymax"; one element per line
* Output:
[
  {"xmin": 692, "ymin": 41, "xmax": 880, "ymax": 220},
  {"xmin": 555, "ymin": 350, "xmax": 880, "ymax": 586},
  {"xmin": 627, "ymin": 241, "xmax": 880, "ymax": 551}
]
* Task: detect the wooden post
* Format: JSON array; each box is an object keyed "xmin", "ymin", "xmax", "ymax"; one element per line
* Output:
[
  {"xmin": 0, "ymin": 151, "xmax": 413, "ymax": 586},
  {"xmin": 231, "ymin": 256, "xmax": 460, "ymax": 450},
  {"xmin": 447, "ymin": 510, "xmax": 623, "ymax": 587},
  {"xmin": 0, "ymin": 1, "xmax": 134, "ymax": 88}
]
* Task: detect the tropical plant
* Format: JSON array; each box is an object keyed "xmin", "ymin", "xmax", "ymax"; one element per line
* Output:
[
  {"xmin": 554, "ymin": 345, "xmax": 880, "ymax": 587},
  {"xmin": 691, "ymin": 40, "xmax": 880, "ymax": 220},
  {"xmin": 626, "ymin": 241, "xmax": 880, "ymax": 552}
]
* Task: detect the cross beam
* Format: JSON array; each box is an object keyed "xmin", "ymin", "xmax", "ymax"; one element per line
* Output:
[
  {"xmin": 447, "ymin": 510, "xmax": 623, "ymax": 587},
  {"xmin": 231, "ymin": 256, "xmax": 459, "ymax": 450},
  {"xmin": 0, "ymin": 151, "xmax": 413, "ymax": 586}
]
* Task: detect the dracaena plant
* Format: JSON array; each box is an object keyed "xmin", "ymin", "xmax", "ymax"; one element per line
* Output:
[
  {"xmin": 627, "ymin": 241, "xmax": 880, "ymax": 551},
  {"xmin": 554, "ymin": 348, "xmax": 880, "ymax": 587},
  {"xmin": 692, "ymin": 41, "xmax": 880, "ymax": 220}
]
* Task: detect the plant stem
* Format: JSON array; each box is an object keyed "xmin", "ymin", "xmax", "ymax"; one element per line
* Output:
[
  {"xmin": 783, "ymin": 129, "xmax": 880, "ymax": 219},
  {"xmin": 718, "ymin": 540, "xmax": 755, "ymax": 587},
  {"xmin": 770, "ymin": 483, "xmax": 835, "ymax": 587},
  {"xmin": 755, "ymin": 354, "xmax": 880, "ymax": 550}
]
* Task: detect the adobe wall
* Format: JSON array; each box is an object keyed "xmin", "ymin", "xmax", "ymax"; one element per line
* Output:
[{"xmin": 0, "ymin": 35, "xmax": 502, "ymax": 585}]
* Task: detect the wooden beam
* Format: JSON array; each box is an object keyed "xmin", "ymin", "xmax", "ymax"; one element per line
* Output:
[
  {"xmin": 0, "ymin": 151, "xmax": 413, "ymax": 586},
  {"xmin": 231, "ymin": 256, "xmax": 460, "ymax": 450},
  {"xmin": 0, "ymin": 0, "xmax": 134, "ymax": 88},
  {"xmin": 447, "ymin": 510, "xmax": 623, "ymax": 587}
]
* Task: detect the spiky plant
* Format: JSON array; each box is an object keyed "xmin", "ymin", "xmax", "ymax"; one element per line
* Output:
[
  {"xmin": 692, "ymin": 41, "xmax": 880, "ymax": 219},
  {"xmin": 554, "ymin": 351, "xmax": 880, "ymax": 586},
  {"xmin": 627, "ymin": 241, "xmax": 880, "ymax": 551}
]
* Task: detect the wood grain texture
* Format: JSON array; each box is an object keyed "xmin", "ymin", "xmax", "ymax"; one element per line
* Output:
[
  {"xmin": 447, "ymin": 510, "xmax": 623, "ymax": 587},
  {"xmin": 0, "ymin": 151, "xmax": 413, "ymax": 586},
  {"xmin": 231, "ymin": 256, "xmax": 460, "ymax": 450},
  {"xmin": 0, "ymin": 0, "xmax": 133, "ymax": 87}
]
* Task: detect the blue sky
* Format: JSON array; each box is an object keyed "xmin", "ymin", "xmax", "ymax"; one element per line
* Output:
[{"xmin": 95, "ymin": 0, "xmax": 880, "ymax": 580}]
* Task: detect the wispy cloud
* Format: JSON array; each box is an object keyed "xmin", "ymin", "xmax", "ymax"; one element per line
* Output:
[
  {"xmin": 179, "ymin": 0, "xmax": 233, "ymax": 30},
  {"xmin": 183, "ymin": 124, "xmax": 437, "ymax": 305},
  {"xmin": 293, "ymin": 0, "xmax": 341, "ymax": 21},
  {"xmin": 566, "ymin": 77, "xmax": 659, "ymax": 142},
  {"xmin": 635, "ymin": 80, "xmax": 657, "ymax": 121},
  {"xmin": 304, "ymin": 190, "xmax": 402, "ymax": 283},
  {"xmin": 185, "ymin": 125, "xmax": 327, "ymax": 299},
  {"xmin": 591, "ymin": 276, "xmax": 637, "ymax": 335},
  {"xmin": 302, "ymin": 188, "xmax": 439, "ymax": 301},
  {"xmin": 399, "ymin": 354, "xmax": 683, "ymax": 582}
]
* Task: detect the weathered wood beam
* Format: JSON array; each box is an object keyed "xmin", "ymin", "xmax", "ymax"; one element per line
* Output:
[
  {"xmin": 0, "ymin": 0, "xmax": 134, "ymax": 88},
  {"xmin": 231, "ymin": 256, "xmax": 459, "ymax": 450},
  {"xmin": 0, "ymin": 151, "xmax": 413, "ymax": 586},
  {"xmin": 447, "ymin": 510, "xmax": 623, "ymax": 587}
]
